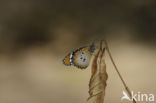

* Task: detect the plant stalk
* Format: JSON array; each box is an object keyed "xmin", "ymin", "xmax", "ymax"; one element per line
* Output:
[{"xmin": 104, "ymin": 40, "xmax": 136, "ymax": 103}]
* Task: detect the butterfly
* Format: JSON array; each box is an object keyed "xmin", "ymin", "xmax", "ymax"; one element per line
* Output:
[{"xmin": 62, "ymin": 43, "xmax": 95, "ymax": 69}]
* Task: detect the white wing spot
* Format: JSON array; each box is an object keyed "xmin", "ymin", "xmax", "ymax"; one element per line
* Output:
[{"xmin": 75, "ymin": 51, "xmax": 91, "ymax": 66}]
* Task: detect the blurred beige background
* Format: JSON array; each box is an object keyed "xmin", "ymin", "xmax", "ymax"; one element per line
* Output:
[{"xmin": 0, "ymin": 0, "xmax": 156, "ymax": 103}]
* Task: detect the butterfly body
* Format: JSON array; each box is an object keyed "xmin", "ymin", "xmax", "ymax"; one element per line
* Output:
[{"xmin": 63, "ymin": 44, "xmax": 95, "ymax": 69}]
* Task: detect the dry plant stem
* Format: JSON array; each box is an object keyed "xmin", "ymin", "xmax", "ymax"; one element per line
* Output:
[
  {"xmin": 87, "ymin": 42, "xmax": 107, "ymax": 103},
  {"xmin": 104, "ymin": 40, "xmax": 136, "ymax": 103}
]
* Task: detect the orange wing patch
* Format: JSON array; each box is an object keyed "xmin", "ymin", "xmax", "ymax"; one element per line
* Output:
[
  {"xmin": 63, "ymin": 54, "xmax": 71, "ymax": 66},
  {"xmin": 81, "ymin": 47, "xmax": 92, "ymax": 55}
]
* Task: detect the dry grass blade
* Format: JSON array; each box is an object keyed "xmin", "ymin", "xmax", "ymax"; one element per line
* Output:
[
  {"xmin": 87, "ymin": 42, "xmax": 108, "ymax": 103},
  {"xmin": 104, "ymin": 40, "xmax": 136, "ymax": 103}
]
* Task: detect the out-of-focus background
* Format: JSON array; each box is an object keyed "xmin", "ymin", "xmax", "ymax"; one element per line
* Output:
[{"xmin": 0, "ymin": 0, "xmax": 156, "ymax": 103}]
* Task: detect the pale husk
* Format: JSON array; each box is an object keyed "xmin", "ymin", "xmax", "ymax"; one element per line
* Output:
[{"xmin": 87, "ymin": 44, "xmax": 108, "ymax": 103}]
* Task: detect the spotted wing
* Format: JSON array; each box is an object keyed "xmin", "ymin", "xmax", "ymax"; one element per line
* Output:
[{"xmin": 72, "ymin": 46, "xmax": 93, "ymax": 69}]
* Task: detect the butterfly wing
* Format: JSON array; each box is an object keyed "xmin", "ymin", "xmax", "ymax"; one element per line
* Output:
[
  {"xmin": 63, "ymin": 43, "xmax": 95, "ymax": 69},
  {"xmin": 62, "ymin": 53, "xmax": 72, "ymax": 66},
  {"xmin": 71, "ymin": 46, "xmax": 93, "ymax": 69}
]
